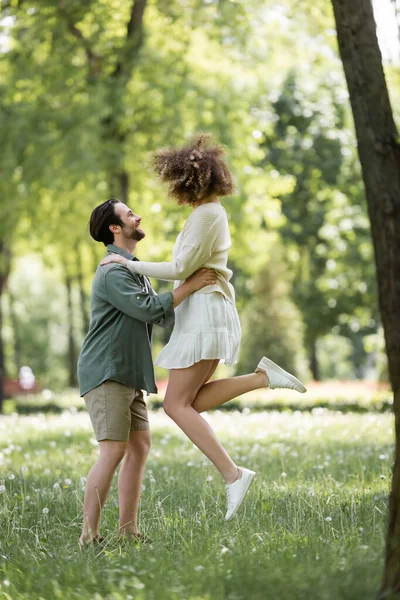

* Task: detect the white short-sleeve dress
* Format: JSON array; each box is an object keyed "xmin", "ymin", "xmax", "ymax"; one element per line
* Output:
[{"xmin": 126, "ymin": 201, "xmax": 241, "ymax": 369}]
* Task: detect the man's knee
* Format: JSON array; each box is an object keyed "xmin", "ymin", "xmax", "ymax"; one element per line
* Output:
[
  {"xmin": 126, "ymin": 431, "xmax": 151, "ymax": 459},
  {"xmin": 99, "ymin": 440, "xmax": 127, "ymax": 466}
]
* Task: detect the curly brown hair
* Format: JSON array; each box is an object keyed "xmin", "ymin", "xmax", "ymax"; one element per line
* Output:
[{"xmin": 150, "ymin": 133, "xmax": 235, "ymax": 205}]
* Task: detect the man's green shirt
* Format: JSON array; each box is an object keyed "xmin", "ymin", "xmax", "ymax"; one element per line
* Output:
[{"xmin": 78, "ymin": 244, "xmax": 175, "ymax": 396}]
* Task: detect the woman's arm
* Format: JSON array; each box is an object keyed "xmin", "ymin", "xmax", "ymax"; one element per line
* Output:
[{"xmin": 102, "ymin": 208, "xmax": 221, "ymax": 281}]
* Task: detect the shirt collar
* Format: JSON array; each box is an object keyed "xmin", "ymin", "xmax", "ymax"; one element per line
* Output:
[{"xmin": 106, "ymin": 244, "xmax": 137, "ymax": 261}]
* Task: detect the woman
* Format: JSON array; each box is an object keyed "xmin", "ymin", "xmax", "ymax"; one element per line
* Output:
[{"xmin": 101, "ymin": 134, "xmax": 306, "ymax": 520}]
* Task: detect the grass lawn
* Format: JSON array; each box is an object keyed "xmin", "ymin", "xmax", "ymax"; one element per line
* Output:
[{"xmin": 0, "ymin": 403, "xmax": 392, "ymax": 600}]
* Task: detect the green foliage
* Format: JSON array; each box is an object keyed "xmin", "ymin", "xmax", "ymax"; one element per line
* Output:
[
  {"xmin": 3, "ymin": 256, "xmax": 85, "ymax": 389},
  {"xmin": 257, "ymin": 71, "xmax": 378, "ymax": 375},
  {"xmin": 236, "ymin": 242, "xmax": 307, "ymax": 378},
  {"xmin": 0, "ymin": 0, "xmax": 392, "ymax": 386}
]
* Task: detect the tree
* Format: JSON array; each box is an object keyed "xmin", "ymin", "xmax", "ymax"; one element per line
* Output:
[
  {"xmin": 331, "ymin": 0, "xmax": 400, "ymax": 595},
  {"xmin": 0, "ymin": 243, "xmax": 10, "ymax": 412},
  {"xmin": 236, "ymin": 244, "xmax": 306, "ymax": 378},
  {"xmin": 260, "ymin": 71, "xmax": 377, "ymax": 379}
]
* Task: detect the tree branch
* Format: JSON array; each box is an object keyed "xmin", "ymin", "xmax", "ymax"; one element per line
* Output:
[
  {"xmin": 111, "ymin": 0, "xmax": 148, "ymax": 79},
  {"xmin": 58, "ymin": 4, "xmax": 100, "ymax": 81}
]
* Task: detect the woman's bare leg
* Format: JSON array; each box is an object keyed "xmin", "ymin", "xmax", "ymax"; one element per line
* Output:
[
  {"xmin": 192, "ymin": 364, "xmax": 269, "ymax": 413},
  {"xmin": 164, "ymin": 360, "xmax": 239, "ymax": 484}
]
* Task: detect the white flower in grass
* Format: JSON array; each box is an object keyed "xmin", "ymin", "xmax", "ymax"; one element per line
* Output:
[
  {"xmin": 379, "ymin": 454, "xmax": 388, "ymax": 460},
  {"xmin": 325, "ymin": 516, "xmax": 332, "ymax": 522},
  {"xmin": 380, "ymin": 475, "xmax": 387, "ymax": 480},
  {"xmin": 21, "ymin": 466, "xmax": 28, "ymax": 474},
  {"xmin": 206, "ymin": 475, "xmax": 213, "ymax": 482},
  {"xmin": 0, "ymin": 485, "xmax": 5, "ymax": 493},
  {"xmin": 8, "ymin": 474, "xmax": 15, "ymax": 481},
  {"xmin": 80, "ymin": 477, "xmax": 86, "ymax": 485},
  {"xmin": 44, "ymin": 469, "xmax": 51, "ymax": 476},
  {"xmin": 194, "ymin": 565, "xmax": 204, "ymax": 572},
  {"xmin": 281, "ymin": 472, "xmax": 287, "ymax": 478},
  {"xmin": 53, "ymin": 483, "xmax": 60, "ymax": 489},
  {"xmin": 64, "ymin": 479, "xmax": 72, "ymax": 486},
  {"xmin": 42, "ymin": 507, "xmax": 49, "ymax": 514},
  {"xmin": 220, "ymin": 546, "xmax": 230, "ymax": 555},
  {"xmin": 3, "ymin": 580, "xmax": 10, "ymax": 586},
  {"xmin": 64, "ymin": 431, "xmax": 71, "ymax": 437},
  {"xmin": 49, "ymin": 441, "xmax": 56, "ymax": 448}
]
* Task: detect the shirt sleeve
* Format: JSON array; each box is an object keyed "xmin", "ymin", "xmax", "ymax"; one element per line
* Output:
[
  {"xmin": 124, "ymin": 209, "xmax": 221, "ymax": 281},
  {"xmin": 104, "ymin": 266, "xmax": 174, "ymax": 324}
]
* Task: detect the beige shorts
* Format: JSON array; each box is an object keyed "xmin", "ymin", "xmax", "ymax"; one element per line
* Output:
[{"xmin": 84, "ymin": 380, "xmax": 149, "ymax": 442}]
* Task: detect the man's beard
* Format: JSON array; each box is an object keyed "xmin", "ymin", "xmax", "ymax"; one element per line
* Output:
[{"xmin": 122, "ymin": 225, "xmax": 146, "ymax": 241}]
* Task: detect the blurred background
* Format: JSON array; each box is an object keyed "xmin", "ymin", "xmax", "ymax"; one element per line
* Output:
[{"xmin": 0, "ymin": 0, "xmax": 399, "ymax": 409}]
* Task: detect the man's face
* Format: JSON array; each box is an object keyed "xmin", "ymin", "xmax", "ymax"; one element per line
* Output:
[{"xmin": 114, "ymin": 202, "xmax": 146, "ymax": 242}]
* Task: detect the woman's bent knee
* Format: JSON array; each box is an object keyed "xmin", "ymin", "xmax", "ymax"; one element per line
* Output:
[{"xmin": 163, "ymin": 399, "xmax": 190, "ymax": 422}]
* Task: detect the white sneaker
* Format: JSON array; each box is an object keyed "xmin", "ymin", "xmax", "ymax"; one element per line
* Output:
[
  {"xmin": 257, "ymin": 356, "xmax": 307, "ymax": 393},
  {"xmin": 225, "ymin": 467, "xmax": 256, "ymax": 521}
]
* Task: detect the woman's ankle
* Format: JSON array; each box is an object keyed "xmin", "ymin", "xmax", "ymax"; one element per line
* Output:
[
  {"xmin": 224, "ymin": 466, "xmax": 241, "ymax": 485},
  {"xmin": 254, "ymin": 368, "xmax": 269, "ymax": 388}
]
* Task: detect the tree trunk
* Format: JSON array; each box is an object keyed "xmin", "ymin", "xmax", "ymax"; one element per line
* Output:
[
  {"xmin": 331, "ymin": 0, "xmax": 400, "ymax": 595},
  {"xmin": 0, "ymin": 241, "xmax": 11, "ymax": 412},
  {"xmin": 0, "ymin": 290, "xmax": 4, "ymax": 412},
  {"xmin": 8, "ymin": 290, "xmax": 22, "ymax": 375},
  {"xmin": 74, "ymin": 243, "xmax": 90, "ymax": 335},
  {"xmin": 63, "ymin": 263, "xmax": 78, "ymax": 388},
  {"xmin": 309, "ymin": 339, "xmax": 320, "ymax": 381},
  {"xmin": 119, "ymin": 170, "xmax": 129, "ymax": 204},
  {"xmin": 60, "ymin": 0, "xmax": 148, "ymax": 206}
]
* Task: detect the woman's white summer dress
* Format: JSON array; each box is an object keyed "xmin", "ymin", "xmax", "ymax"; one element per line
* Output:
[{"xmin": 127, "ymin": 201, "xmax": 241, "ymax": 369}]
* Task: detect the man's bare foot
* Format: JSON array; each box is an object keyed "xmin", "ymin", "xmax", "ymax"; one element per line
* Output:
[
  {"xmin": 78, "ymin": 534, "xmax": 105, "ymax": 549},
  {"xmin": 118, "ymin": 530, "xmax": 151, "ymax": 544}
]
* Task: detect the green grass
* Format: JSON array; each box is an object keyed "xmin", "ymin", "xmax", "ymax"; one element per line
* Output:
[
  {"xmin": 4, "ymin": 381, "xmax": 393, "ymax": 415},
  {"xmin": 0, "ymin": 407, "xmax": 392, "ymax": 600}
]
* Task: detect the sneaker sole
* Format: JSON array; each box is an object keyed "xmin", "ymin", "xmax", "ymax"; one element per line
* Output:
[
  {"xmin": 259, "ymin": 357, "xmax": 307, "ymax": 393},
  {"xmin": 225, "ymin": 470, "xmax": 256, "ymax": 522}
]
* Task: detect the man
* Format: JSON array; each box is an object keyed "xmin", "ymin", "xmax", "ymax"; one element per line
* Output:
[{"xmin": 77, "ymin": 198, "xmax": 216, "ymax": 547}]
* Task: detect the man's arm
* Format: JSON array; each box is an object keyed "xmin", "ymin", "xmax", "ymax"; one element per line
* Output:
[
  {"xmin": 104, "ymin": 266, "xmax": 217, "ymax": 324},
  {"xmin": 105, "ymin": 267, "xmax": 174, "ymax": 324}
]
